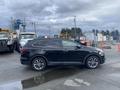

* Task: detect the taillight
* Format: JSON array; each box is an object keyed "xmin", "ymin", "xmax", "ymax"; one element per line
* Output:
[{"xmin": 20, "ymin": 48, "xmax": 28, "ymax": 54}]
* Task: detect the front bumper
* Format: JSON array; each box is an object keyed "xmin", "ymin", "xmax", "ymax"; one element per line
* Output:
[
  {"xmin": 100, "ymin": 55, "xmax": 105, "ymax": 64},
  {"xmin": 0, "ymin": 41, "xmax": 9, "ymax": 52},
  {"xmin": 0, "ymin": 46, "xmax": 9, "ymax": 52}
]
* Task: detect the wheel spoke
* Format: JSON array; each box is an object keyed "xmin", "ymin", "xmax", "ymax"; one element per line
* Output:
[
  {"xmin": 33, "ymin": 58, "xmax": 46, "ymax": 70},
  {"xmin": 87, "ymin": 56, "xmax": 99, "ymax": 68}
]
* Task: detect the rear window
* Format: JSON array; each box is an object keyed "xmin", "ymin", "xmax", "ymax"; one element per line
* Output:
[
  {"xmin": 24, "ymin": 40, "xmax": 35, "ymax": 47},
  {"xmin": 20, "ymin": 34, "xmax": 35, "ymax": 39},
  {"xmin": 32, "ymin": 40, "xmax": 47, "ymax": 47}
]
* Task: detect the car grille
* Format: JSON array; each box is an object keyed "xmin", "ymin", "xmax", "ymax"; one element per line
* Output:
[{"xmin": 0, "ymin": 40, "xmax": 8, "ymax": 47}]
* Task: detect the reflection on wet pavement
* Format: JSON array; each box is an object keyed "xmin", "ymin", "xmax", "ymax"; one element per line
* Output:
[
  {"xmin": 0, "ymin": 66, "xmax": 81, "ymax": 90},
  {"xmin": 22, "ymin": 67, "xmax": 80, "ymax": 89}
]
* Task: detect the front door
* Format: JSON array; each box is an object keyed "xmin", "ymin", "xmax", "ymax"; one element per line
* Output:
[
  {"xmin": 62, "ymin": 40, "xmax": 84, "ymax": 63},
  {"xmin": 44, "ymin": 47, "xmax": 65, "ymax": 62}
]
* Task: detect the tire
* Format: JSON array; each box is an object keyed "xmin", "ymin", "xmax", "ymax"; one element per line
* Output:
[
  {"xmin": 85, "ymin": 55, "xmax": 100, "ymax": 69},
  {"xmin": 9, "ymin": 45, "xmax": 14, "ymax": 53},
  {"xmin": 32, "ymin": 57, "xmax": 47, "ymax": 71}
]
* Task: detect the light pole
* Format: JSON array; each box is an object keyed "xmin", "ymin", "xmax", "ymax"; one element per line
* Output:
[
  {"xmin": 32, "ymin": 22, "xmax": 37, "ymax": 34},
  {"xmin": 22, "ymin": 18, "xmax": 26, "ymax": 32},
  {"xmin": 10, "ymin": 17, "xmax": 14, "ymax": 31},
  {"xmin": 74, "ymin": 16, "xmax": 77, "ymax": 39},
  {"xmin": 48, "ymin": 25, "xmax": 51, "ymax": 37}
]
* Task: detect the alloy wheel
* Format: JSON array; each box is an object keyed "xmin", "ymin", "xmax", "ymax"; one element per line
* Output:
[
  {"xmin": 32, "ymin": 57, "xmax": 46, "ymax": 71},
  {"xmin": 86, "ymin": 56, "xmax": 100, "ymax": 69}
]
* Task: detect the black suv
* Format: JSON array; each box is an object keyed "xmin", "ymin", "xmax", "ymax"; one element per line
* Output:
[{"xmin": 20, "ymin": 38, "xmax": 105, "ymax": 71}]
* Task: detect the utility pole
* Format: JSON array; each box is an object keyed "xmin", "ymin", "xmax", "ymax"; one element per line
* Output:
[
  {"xmin": 48, "ymin": 26, "xmax": 51, "ymax": 37},
  {"xmin": 74, "ymin": 16, "xmax": 77, "ymax": 39},
  {"xmin": 33, "ymin": 22, "xmax": 37, "ymax": 34},
  {"xmin": 65, "ymin": 31, "xmax": 68, "ymax": 39},
  {"xmin": 22, "ymin": 18, "xmax": 26, "ymax": 32},
  {"xmin": 11, "ymin": 17, "xmax": 14, "ymax": 31}
]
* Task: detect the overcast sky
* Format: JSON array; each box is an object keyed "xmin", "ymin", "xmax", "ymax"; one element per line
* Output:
[{"xmin": 0, "ymin": 0, "xmax": 120, "ymax": 34}]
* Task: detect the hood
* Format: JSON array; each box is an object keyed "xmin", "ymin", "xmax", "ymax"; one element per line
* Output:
[{"xmin": 82, "ymin": 46, "xmax": 103, "ymax": 52}]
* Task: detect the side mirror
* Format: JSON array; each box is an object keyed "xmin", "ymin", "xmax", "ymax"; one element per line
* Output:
[{"xmin": 76, "ymin": 45, "xmax": 81, "ymax": 49}]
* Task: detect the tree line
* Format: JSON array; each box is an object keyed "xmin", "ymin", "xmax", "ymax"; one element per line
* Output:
[
  {"xmin": 60, "ymin": 27, "xmax": 120, "ymax": 41},
  {"xmin": 92, "ymin": 29, "xmax": 120, "ymax": 41},
  {"xmin": 60, "ymin": 27, "xmax": 83, "ymax": 39}
]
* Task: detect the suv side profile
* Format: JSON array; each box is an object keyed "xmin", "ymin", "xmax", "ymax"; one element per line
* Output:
[{"xmin": 20, "ymin": 38, "xmax": 105, "ymax": 71}]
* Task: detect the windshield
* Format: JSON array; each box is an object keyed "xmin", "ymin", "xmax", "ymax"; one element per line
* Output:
[
  {"xmin": 0, "ymin": 33, "xmax": 8, "ymax": 38},
  {"xmin": 20, "ymin": 34, "xmax": 35, "ymax": 39}
]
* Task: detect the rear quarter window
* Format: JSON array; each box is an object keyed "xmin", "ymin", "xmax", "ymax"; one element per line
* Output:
[
  {"xmin": 24, "ymin": 40, "xmax": 34, "ymax": 47},
  {"xmin": 45, "ymin": 40, "xmax": 62, "ymax": 47},
  {"xmin": 32, "ymin": 40, "xmax": 47, "ymax": 47}
]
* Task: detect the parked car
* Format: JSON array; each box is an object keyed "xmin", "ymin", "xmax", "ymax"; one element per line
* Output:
[
  {"xmin": 0, "ymin": 29, "xmax": 16, "ymax": 53},
  {"xmin": 20, "ymin": 38, "xmax": 105, "ymax": 71},
  {"xmin": 17, "ymin": 32, "xmax": 37, "ymax": 52}
]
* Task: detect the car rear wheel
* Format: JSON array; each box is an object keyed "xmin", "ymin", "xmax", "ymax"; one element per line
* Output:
[
  {"xmin": 85, "ymin": 56, "xmax": 100, "ymax": 69},
  {"xmin": 32, "ymin": 57, "xmax": 46, "ymax": 71}
]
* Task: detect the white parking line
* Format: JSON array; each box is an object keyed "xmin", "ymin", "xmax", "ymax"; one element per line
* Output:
[
  {"xmin": 64, "ymin": 78, "xmax": 91, "ymax": 87},
  {"xmin": 64, "ymin": 79, "xmax": 81, "ymax": 87},
  {"xmin": 75, "ymin": 78, "xmax": 91, "ymax": 86}
]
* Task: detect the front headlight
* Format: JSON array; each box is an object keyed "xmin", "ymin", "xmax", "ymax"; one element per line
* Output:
[
  {"xmin": 95, "ymin": 48, "xmax": 103, "ymax": 52},
  {"xmin": 7, "ymin": 40, "xmax": 13, "ymax": 45},
  {"xmin": 98, "ymin": 51, "xmax": 104, "ymax": 56},
  {"xmin": 95, "ymin": 48, "xmax": 104, "ymax": 56},
  {"xmin": 20, "ymin": 42, "xmax": 26, "ymax": 47}
]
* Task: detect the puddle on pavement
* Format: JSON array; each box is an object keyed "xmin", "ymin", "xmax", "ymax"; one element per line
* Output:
[
  {"xmin": 0, "ymin": 66, "xmax": 80, "ymax": 90},
  {"xmin": 22, "ymin": 67, "xmax": 80, "ymax": 89}
]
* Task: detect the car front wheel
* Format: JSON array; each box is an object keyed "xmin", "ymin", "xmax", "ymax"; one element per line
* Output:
[
  {"xmin": 32, "ymin": 57, "xmax": 46, "ymax": 71},
  {"xmin": 85, "ymin": 56, "xmax": 100, "ymax": 69}
]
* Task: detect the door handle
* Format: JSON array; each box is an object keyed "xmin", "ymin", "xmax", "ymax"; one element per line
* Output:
[
  {"xmin": 64, "ymin": 49, "xmax": 69, "ymax": 52},
  {"xmin": 64, "ymin": 50, "xmax": 68, "ymax": 52}
]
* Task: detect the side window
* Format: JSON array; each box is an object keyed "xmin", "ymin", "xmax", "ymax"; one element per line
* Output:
[
  {"xmin": 62, "ymin": 40, "xmax": 78, "ymax": 47},
  {"xmin": 45, "ymin": 40, "xmax": 62, "ymax": 47},
  {"xmin": 32, "ymin": 40, "xmax": 62, "ymax": 47},
  {"xmin": 32, "ymin": 40, "xmax": 46, "ymax": 47}
]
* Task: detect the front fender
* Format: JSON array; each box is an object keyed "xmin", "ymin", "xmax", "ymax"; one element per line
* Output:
[{"xmin": 83, "ymin": 52, "xmax": 101, "ymax": 64}]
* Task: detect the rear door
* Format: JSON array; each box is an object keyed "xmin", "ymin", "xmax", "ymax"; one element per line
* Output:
[{"xmin": 44, "ymin": 39, "xmax": 65, "ymax": 62}]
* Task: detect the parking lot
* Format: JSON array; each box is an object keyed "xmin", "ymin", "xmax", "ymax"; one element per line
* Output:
[{"xmin": 0, "ymin": 45, "xmax": 120, "ymax": 90}]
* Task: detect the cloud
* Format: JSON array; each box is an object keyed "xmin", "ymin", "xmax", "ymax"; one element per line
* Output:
[
  {"xmin": 0, "ymin": 0, "xmax": 120, "ymax": 32},
  {"xmin": 6, "ymin": 0, "xmax": 53, "ymax": 18}
]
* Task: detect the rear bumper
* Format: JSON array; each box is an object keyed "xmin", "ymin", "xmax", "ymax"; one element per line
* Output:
[{"xmin": 20, "ymin": 57, "xmax": 31, "ymax": 65}]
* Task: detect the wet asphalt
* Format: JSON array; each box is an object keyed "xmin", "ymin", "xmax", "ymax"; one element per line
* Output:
[{"xmin": 0, "ymin": 46, "xmax": 120, "ymax": 90}]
